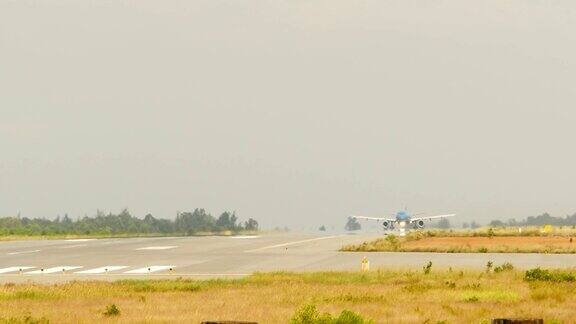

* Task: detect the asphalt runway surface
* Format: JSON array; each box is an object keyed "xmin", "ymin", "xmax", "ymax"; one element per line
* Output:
[{"xmin": 1, "ymin": 232, "xmax": 575, "ymax": 283}]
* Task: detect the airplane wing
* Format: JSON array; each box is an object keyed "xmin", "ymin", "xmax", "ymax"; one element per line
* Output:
[
  {"xmin": 350, "ymin": 215, "xmax": 396, "ymax": 222},
  {"xmin": 410, "ymin": 214, "xmax": 456, "ymax": 222}
]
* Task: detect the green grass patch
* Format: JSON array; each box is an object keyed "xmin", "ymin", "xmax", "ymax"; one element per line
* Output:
[
  {"xmin": 112, "ymin": 279, "xmax": 202, "ymax": 292},
  {"xmin": 460, "ymin": 290, "xmax": 520, "ymax": 303},
  {"xmin": 248, "ymin": 271, "xmax": 397, "ymax": 285},
  {"xmin": 0, "ymin": 288, "xmax": 58, "ymax": 301},
  {"xmin": 0, "ymin": 314, "xmax": 50, "ymax": 324},
  {"xmin": 524, "ymin": 268, "xmax": 576, "ymax": 282},
  {"xmin": 322, "ymin": 293, "xmax": 387, "ymax": 304}
]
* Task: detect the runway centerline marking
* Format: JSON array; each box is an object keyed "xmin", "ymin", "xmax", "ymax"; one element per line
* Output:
[
  {"xmin": 0, "ymin": 267, "xmax": 35, "ymax": 274},
  {"xmin": 124, "ymin": 266, "xmax": 175, "ymax": 274},
  {"xmin": 26, "ymin": 266, "xmax": 83, "ymax": 274},
  {"xmin": 7, "ymin": 250, "xmax": 41, "ymax": 255},
  {"xmin": 136, "ymin": 246, "xmax": 178, "ymax": 251},
  {"xmin": 75, "ymin": 266, "xmax": 129, "ymax": 274},
  {"xmin": 59, "ymin": 244, "xmax": 87, "ymax": 249},
  {"xmin": 245, "ymin": 236, "xmax": 341, "ymax": 252}
]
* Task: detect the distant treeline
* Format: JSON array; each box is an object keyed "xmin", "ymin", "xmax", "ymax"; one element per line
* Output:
[
  {"xmin": 489, "ymin": 213, "xmax": 576, "ymax": 227},
  {"xmin": 0, "ymin": 209, "xmax": 258, "ymax": 236}
]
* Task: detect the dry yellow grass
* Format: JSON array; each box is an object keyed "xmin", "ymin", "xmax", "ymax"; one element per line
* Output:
[
  {"xmin": 0, "ymin": 270, "xmax": 574, "ymax": 323},
  {"xmin": 342, "ymin": 228, "xmax": 576, "ymax": 253},
  {"xmin": 343, "ymin": 235, "xmax": 576, "ymax": 253},
  {"xmin": 433, "ymin": 226, "xmax": 576, "ymax": 237},
  {"xmin": 404, "ymin": 236, "xmax": 576, "ymax": 253}
]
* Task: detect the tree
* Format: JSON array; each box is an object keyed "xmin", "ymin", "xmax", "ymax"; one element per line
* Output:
[
  {"xmin": 507, "ymin": 218, "xmax": 518, "ymax": 226},
  {"xmin": 175, "ymin": 209, "xmax": 216, "ymax": 234},
  {"xmin": 489, "ymin": 220, "xmax": 505, "ymax": 227},
  {"xmin": 319, "ymin": 225, "xmax": 326, "ymax": 231},
  {"xmin": 216, "ymin": 211, "xmax": 237, "ymax": 230},
  {"xmin": 345, "ymin": 217, "xmax": 361, "ymax": 231},
  {"xmin": 437, "ymin": 218, "xmax": 451, "ymax": 229},
  {"xmin": 0, "ymin": 208, "xmax": 258, "ymax": 237},
  {"xmin": 243, "ymin": 218, "xmax": 259, "ymax": 231},
  {"xmin": 462, "ymin": 222, "xmax": 469, "ymax": 229},
  {"xmin": 470, "ymin": 221, "xmax": 480, "ymax": 229}
]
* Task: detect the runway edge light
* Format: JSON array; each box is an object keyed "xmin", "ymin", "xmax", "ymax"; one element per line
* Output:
[{"xmin": 361, "ymin": 257, "xmax": 370, "ymax": 272}]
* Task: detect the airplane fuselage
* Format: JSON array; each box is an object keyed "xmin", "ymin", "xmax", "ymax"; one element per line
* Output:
[
  {"xmin": 395, "ymin": 211, "xmax": 410, "ymax": 222},
  {"xmin": 385, "ymin": 211, "xmax": 424, "ymax": 230}
]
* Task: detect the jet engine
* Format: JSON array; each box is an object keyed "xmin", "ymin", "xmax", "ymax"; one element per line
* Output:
[
  {"xmin": 414, "ymin": 220, "xmax": 425, "ymax": 229},
  {"xmin": 382, "ymin": 220, "xmax": 392, "ymax": 230}
]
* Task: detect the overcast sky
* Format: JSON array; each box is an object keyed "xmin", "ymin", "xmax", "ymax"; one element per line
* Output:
[{"xmin": 1, "ymin": 0, "xmax": 575, "ymax": 228}]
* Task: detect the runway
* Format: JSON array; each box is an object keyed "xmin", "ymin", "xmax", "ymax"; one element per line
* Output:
[{"xmin": 0, "ymin": 232, "xmax": 575, "ymax": 283}]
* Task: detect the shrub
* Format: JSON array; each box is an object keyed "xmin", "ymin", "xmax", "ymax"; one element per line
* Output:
[
  {"xmin": 333, "ymin": 310, "xmax": 369, "ymax": 324},
  {"xmin": 290, "ymin": 304, "xmax": 372, "ymax": 324},
  {"xmin": 525, "ymin": 268, "xmax": 575, "ymax": 282},
  {"xmin": 444, "ymin": 281, "xmax": 456, "ymax": 289},
  {"xmin": 487, "ymin": 228, "xmax": 495, "ymax": 238},
  {"xmin": 423, "ymin": 261, "xmax": 432, "ymax": 275},
  {"xmin": 464, "ymin": 296, "xmax": 479, "ymax": 302},
  {"xmin": 103, "ymin": 304, "xmax": 121, "ymax": 317},
  {"xmin": 485, "ymin": 261, "xmax": 493, "ymax": 273},
  {"xmin": 494, "ymin": 262, "xmax": 514, "ymax": 273}
]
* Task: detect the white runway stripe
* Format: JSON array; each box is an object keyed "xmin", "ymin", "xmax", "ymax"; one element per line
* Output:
[
  {"xmin": 59, "ymin": 244, "xmax": 87, "ymax": 249},
  {"xmin": 245, "ymin": 236, "xmax": 341, "ymax": 252},
  {"xmin": 136, "ymin": 246, "xmax": 177, "ymax": 250},
  {"xmin": 7, "ymin": 250, "xmax": 41, "ymax": 255},
  {"xmin": 0, "ymin": 267, "xmax": 35, "ymax": 274},
  {"xmin": 64, "ymin": 239, "xmax": 96, "ymax": 242},
  {"xmin": 75, "ymin": 266, "xmax": 129, "ymax": 274},
  {"xmin": 26, "ymin": 266, "xmax": 83, "ymax": 274},
  {"xmin": 124, "ymin": 266, "xmax": 174, "ymax": 274}
]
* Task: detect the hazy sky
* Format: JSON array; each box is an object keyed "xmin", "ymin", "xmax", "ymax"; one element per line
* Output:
[{"xmin": 1, "ymin": 0, "xmax": 575, "ymax": 228}]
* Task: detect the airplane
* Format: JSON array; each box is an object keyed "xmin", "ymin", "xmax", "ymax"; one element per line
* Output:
[{"xmin": 351, "ymin": 210, "xmax": 456, "ymax": 232}]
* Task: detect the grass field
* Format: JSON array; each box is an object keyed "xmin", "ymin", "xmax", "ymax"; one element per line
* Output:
[
  {"xmin": 342, "ymin": 228, "xmax": 576, "ymax": 253},
  {"xmin": 342, "ymin": 235, "xmax": 576, "ymax": 253},
  {"xmin": 409, "ymin": 226, "xmax": 576, "ymax": 237},
  {"xmin": 0, "ymin": 268, "xmax": 574, "ymax": 323}
]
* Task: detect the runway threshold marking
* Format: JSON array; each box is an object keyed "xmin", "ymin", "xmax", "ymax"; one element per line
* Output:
[
  {"xmin": 245, "ymin": 235, "xmax": 341, "ymax": 252},
  {"xmin": 124, "ymin": 266, "xmax": 175, "ymax": 274},
  {"xmin": 7, "ymin": 250, "xmax": 41, "ymax": 255},
  {"xmin": 0, "ymin": 267, "xmax": 35, "ymax": 274},
  {"xmin": 75, "ymin": 266, "xmax": 129, "ymax": 274},
  {"xmin": 136, "ymin": 246, "xmax": 178, "ymax": 250},
  {"xmin": 25, "ymin": 266, "xmax": 83, "ymax": 274},
  {"xmin": 0, "ymin": 272, "xmax": 248, "ymax": 277}
]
